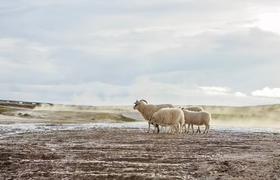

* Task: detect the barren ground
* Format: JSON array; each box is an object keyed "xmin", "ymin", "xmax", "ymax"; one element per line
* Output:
[{"xmin": 1, "ymin": 127, "xmax": 280, "ymax": 180}]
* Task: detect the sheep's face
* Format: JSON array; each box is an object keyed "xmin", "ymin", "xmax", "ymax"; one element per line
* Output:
[{"xmin": 133, "ymin": 100, "xmax": 140, "ymax": 110}]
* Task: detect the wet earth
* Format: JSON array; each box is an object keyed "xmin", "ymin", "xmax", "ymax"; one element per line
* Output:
[{"xmin": 1, "ymin": 127, "xmax": 280, "ymax": 179}]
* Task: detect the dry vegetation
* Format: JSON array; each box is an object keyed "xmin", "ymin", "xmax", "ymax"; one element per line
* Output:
[
  {"xmin": 1, "ymin": 103, "xmax": 280, "ymax": 124},
  {"xmin": 0, "ymin": 105, "xmax": 135, "ymax": 124},
  {"xmin": 204, "ymin": 104, "xmax": 280, "ymax": 121}
]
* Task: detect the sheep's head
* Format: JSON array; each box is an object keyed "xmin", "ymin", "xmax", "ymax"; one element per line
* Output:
[
  {"xmin": 133, "ymin": 100, "xmax": 140, "ymax": 109},
  {"xmin": 133, "ymin": 99, "xmax": 148, "ymax": 109}
]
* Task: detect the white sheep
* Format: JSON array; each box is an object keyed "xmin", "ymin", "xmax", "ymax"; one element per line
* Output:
[
  {"xmin": 180, "ymin": 106, "xmax": 203, "ymax": 132},
  {"xmin": 150, "ymin": 108, "xmax": 185, "ymax": 134},
  {"xmin": 140, "ymin": 99, "xmax": 174, "ymax": 109},
  {"xmin": 182, "ymin": 109, "xmax": 211, "ymax": 134},
  {"xmin": 184, "ymin": 106, "xmax": 203, "ymax": 112},
  {"xmin": 133, "ymin": 99, "xmax": 174, "ymax": 133}
]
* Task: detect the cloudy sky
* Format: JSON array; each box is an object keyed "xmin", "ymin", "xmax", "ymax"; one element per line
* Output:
[{"xmin": 1, "ymin": 0, "xmax": 280, "ymax": 106}]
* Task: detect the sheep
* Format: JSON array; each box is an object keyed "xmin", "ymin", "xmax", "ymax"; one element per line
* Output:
[
  {"xmin": 182, "ymin": 109, "xmax": 211, "ymax": 134},
  {"xmin": 133, "ymin": 99, "xmax": 174, "ymax": 133},
  {"xmin": 140, "ymin": 99, "xmax": 174, "ymax": 109},
  {"xmin": 180, "ymin": 106, "xmax": 203, "ymax": 132},
  {"xmin": 150, "ymin": 108, "xmax": 185, "ymax": 134},
  {"xmin": 184, "ymin": 106, "xmax": 203, "ymax": 112}
]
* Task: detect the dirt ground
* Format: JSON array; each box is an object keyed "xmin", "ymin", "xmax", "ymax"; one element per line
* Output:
[{"xmin": 1, "ymin": 127, "xmax": 280, "ymax": 180}]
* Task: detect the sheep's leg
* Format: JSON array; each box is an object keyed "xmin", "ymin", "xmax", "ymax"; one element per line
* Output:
[
  {"xmin": 180, "ymin": 123, "xmax": 184, "ymax": 134},
  {"xmin": 168, "ymin": 126, "xmax": 172, "ymax": 133},
  {"xmin": 203, "ymin": 124, "xmax": 209, "ymax": 134},
  {"xmin": 191, "ymin": 124, "xmax": 194, "ymax": 134},
  {"xmin": 153, "ymin": 123, "xmax": 159, "ymax": 133},
  {"xmin": 205, "ymin": 124, "xmax": 209, "ymax": 134},
  {"xmin": 147, "ymin": 122, "xmax": 151, "ymax": 133},
  {"xmin": 167, "ymin": 126, "xmax": 171, "ymax": 133},
  {"xmin": 173, "ymin": 125, "xmax": 177, "ymax": 134},
  {"xmin": 171, "ymin": 126, "xmax": 176, "ymax": 134},
  {"xmin": 173, "ymin": 125, "xmax": 176, "ymax": 134},
  {"xmin": 176, "ymin": 123, "xmax": 179, "ymax": 134},
  {"xmin": 169, "ymin": 126, "xmax": 173, "ymax": 134},
  {"xmin": 153, "ymin": 124, "xmax": 157, "ymax": 133},
  {"xmin": 170, "ymin": 126, "xmax": 174, "ymax": 134},
  {"xmin": 196, "ymin": 126, "xmax": 200, "ymax": 134},
  {"xmin": 187, "ymin": 124, "xmax": 190, "ymax": 134},
  {"xmin": 167, "ymin": 127, "xmax": 171, "ymax": 133},
  {"xmin": 179, "ymin": 123, "xmax": 182, "ymax": 134},
  {"xmin": 156, "ymin": 124, "xmax": 160, "ymax": 133}
]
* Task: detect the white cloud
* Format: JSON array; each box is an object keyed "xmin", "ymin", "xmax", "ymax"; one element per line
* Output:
[
  {"xmin": 1, "ymin": 78, "xmax": 279, "ymax": 106},
  {"xmin": 71, "ymin": 81, "xmax": 279, "ymax": 106},
  {"xmin": 0, "ymin": 38, "xmax": 64, "ymax": 86},
  {"xmin": 199, "ymin": 86, "xmax": 248, "ymax": 98},
  {"xmin": 251, "ymin": 87, "xmax": 280, "ymax": 98},
  {"xmin": 256, "ymin": 11, "xmax": 280, "ymax": 34},
  {"xmin": 234, "ymin": 92, "xmax": 247, "ymax": 97},
  {"xmin": 0, "ymin": 0, "xmax": 280, "ymax": 105},
  {"xmin": 199, "ymin": 86, "xmax": 231, "ymax": 95}
]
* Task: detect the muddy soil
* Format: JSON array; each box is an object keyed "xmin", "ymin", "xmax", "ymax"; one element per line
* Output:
[{"xmin": 1, "ymin": 128, "xmax": 280, "ymax": 179}]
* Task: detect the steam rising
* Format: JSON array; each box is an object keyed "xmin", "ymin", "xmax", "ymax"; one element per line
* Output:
[{"xmin": 34, "ymin": 104, "xmax": 131, "ymax": 112}]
